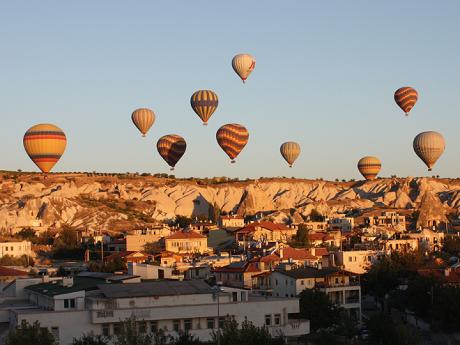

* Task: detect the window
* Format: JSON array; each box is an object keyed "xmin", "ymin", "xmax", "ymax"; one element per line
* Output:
[
  {"xmin": 207, "ymin": 318, "xmax": 215, "ymax": 329},
  {"xmin": 138, "ymin": 322, "xmax": 147, "ymax": 333},
  {"xmin": 102, "ymin": 324, "xmax": 110, "ymax": 337},
  {"xmin": 218, "ymin": 317, "xmax": 225, "ymax": 328},
  {"xmin": 240, "ymin": 291, "xmax": 246, "ymax": 301},
  {"xmin": 265, "ymin": 314, "xmax": 271, "ymax": 326},
  {"xmin": 173, "ymin": 320, "xmax": 180, "ymax": 332},
  {"xmin": 64, "ymin": 298, "xmax": 76, "ymax": 309},
  {"xmin": 184, "ymin": 319, "xmax": 192, "ymax": 331},
  {"xmin": 274, "ymin": 314, "xmax": 281, "ymax": 325},
  {"xmin": 51, "ymin": 327, "xmax": 59, "ymax": 341},
  {"xmin": 300, "ymin": 280, "xmax": 304, "ymax": 285},
  {"xmin": 232, "ymin": 292, "xmax": 238, "ymax": 302},
  {"xmin": 275, "ymin": 279, "xmax": 278, "ymax": 286},
  {"xmin": 348, "ymin": 256, "xmax": 352, "ymax": 262},
  {"xmin": 114, "ymin": 323, "xmax": 121, "ymax": 335},
  {"xmin": 10, "ymin": 246, "xmax": 13, "ymax": 251},
  {"xmin": 150, "ymin": 321, "xmax": 158, "ymax": 332},
  {"xmin": 5, "ymin": 247, "xmax": 8, "ymax": 251}
]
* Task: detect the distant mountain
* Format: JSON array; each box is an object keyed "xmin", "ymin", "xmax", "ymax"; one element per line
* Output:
[{"xmin": 0, "ymin": 172, "xmax": 458, "ymax": 233}]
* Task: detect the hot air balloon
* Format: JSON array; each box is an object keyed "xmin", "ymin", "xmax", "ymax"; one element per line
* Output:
[
  {"xmin": 280, "ymin": 142, "xmax": 301, "ymax": 167},
  {"xmin": 132, "ymin": 108, "xmax": 155, "ymax": 137},
  {"xmin": 23, "ymin": 124, "xmax": 67, "ymax": 173},
  {"xmin": 413, "ymin": 131, "xmax": 445, "ymax": 171},
  {"xmin": 357, "ymin": 156, "xmax": 381, "ymax": 180},
  {"xmin": 232, "ymin": 54, "xmax": 256, "ymax": 83},
  {"xmin": 394, "ymin": 87, "xmax": 418, "ymax": 116},
  {"xmin": 157, "ymin": 134, "xmax": 186, "ymax": 170},
  {"xmin": 216, "ymin": 124, "xmax": 249, "ymax": 163},
  {"xmin": 190, "ymin": 90, "xmax": 218, "ymax": 125}
]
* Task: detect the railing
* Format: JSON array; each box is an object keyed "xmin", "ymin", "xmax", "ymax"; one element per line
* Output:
[{"xmin": 345, "ymin": 297, "xmax": 360, "ymax": 304}]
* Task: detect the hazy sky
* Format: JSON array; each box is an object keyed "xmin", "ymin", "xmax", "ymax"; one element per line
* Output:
[{"xmin": 1, "ymin": 1, "xmax": 459, "ymax": 180}]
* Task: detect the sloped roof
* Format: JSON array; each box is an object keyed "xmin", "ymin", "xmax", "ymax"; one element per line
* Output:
[
  {"xmin": 25, "ymin": 277, "xmax": 107, "ymax": 297},
  {"xmin": 166, "ymin": 231, "xmax": 206, "ymax": 240},
  {"xmin": 236, "ymin": 221, "xmax": 290, "ymax": 234},
  {"xmin": 281, "ymin": 247, "xmax": 316, "ymax": 260},
  {"xmin": 0, "ymin": 266, "xmax": 28, "ymax": 277}
]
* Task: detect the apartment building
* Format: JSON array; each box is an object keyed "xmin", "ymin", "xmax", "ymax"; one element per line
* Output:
[
  {"xmin": 164, "ymin": 231, "xmax": 208, "ymax": 254},
  {"xmin": 126, "ymin": 227, "xmax": 172, "ymax": 251},
  {"xmin": 365, "ymin": 211, "xmax": 406, "ymax": 231},
  {"xmin": 270, "ymin": 266, "xmax": 361, "ymax": 321},
  {"xmin": 7, "ymin": 279, "xmax": 309, "ymax": 344},
  {"xmin": 218, "ymin": 215, "xmax": 245, "ymax": 229},
  {"xmin": 335, "ymin": 250, "xmax": 383, "ymax": 274}
]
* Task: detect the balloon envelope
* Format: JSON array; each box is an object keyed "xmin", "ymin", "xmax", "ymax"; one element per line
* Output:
[
  {"xmin": 357, "ymin": 156, "xmax": 381, "ymax": 180},
  {"xmin": 232, "ymin": 54, "xmax": 256, "ymax": 83},
  {"xmin": 280, "ymin": 142, "xmax": 301, "ymax": 167},
  {"xmin": 23, "ymin": 124, "xmax": 67, "ymax": 173},
  {"xmin": 157, "ymin": 134, "xmax": 186, "ymax": 170},
  {"xmin": 413, "ymin": 131, "xmax": 445, "ymax": 171},
  {"xmin": 190, "ymin": 90, "xmax": 218, "ymax": 125},
  {"xmin": 394, "ymin": 87, "xmax": 418, "ymax": 115},
  {"xmin": 216, "ymin": 124, "xmax": 249, "ymax": 163},
  {"xmin": 132, "ymin": 108, "xmax": 155, "ymax": 136}
]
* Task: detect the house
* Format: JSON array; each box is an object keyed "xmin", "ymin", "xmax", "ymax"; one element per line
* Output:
[
  {"xmin": 407, "ymin": 228, "xmax": 444, "ymax": 252},
  {"xmin": 303, "ymin": 221, "xmax": 329, "ymax": 232},
  {"xmin": 107, "ymin": 238, "xmax": 126, "ymax": 252},
  {"xmin": 105, "ymin": 251, "xmax": 149, "ymax": 264},
  {"xmin": 308, "ymin": 231, "xmax": 341, "ymax": 247},
  {"xmin": 125, "ymin": 226, "xmax": 172, "ymax": 251},
  {"xmin": 164, "ymin": 231, "xmax": 208, "ymax": 254},
  {"xmin": 0, "ymin": 241, "xmax": 32, "ymax": 258},
  {"xmin": 185, "ymin": 266, "xmax": 212, "ymax": 280},
  {"xmin": 218, "ymin": 215, "xmax": 245, "ymax": 229},
  {"xmin": 382, "ymin": 237, "xmax": 419, "ymax": 253},
  {"xmin": 328, "ymin": 216, "xmax": 354, "ymax": 232},
  {"xmin": 8, "ymin": 280, "xmax": 309, "ymax": 344},
  {"xmin": 335, "ymin": 250, "xmax": 384, "ymax": 274},
  {"xmin": 127, "ymin": 262, "xmax": 179, "ymax": 280},
  {"xmin": 365, "ymin": 211, "xmax": 406, "ymax": 231},
  {"xmin": 156, "ymin": 251, "xmax": 184, "ymax": 267},
  {"xmin": 270, "ymin": 266, "xmax": 361, "ymax": 321},
  {"xmin": 213, "ymin": 261, "xmax": 261, "ymax": 288},
  {"xmin": 235, "ymin": 221, "xmax": 297, "ymax": 247}
]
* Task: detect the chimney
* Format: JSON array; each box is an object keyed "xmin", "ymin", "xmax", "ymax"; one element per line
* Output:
[
  {"xmin": 318, "ymin": 261, "xmax": 322, "ymax": 270},
  {"xmin": 61, "ymin": 277, "xmax": 74, "ymax": 288},
  {"xmin": 260, "ymin": 261, "xmax": 265, "ymax": 271},
  {"xmin": 279, "ymin": 248, "xmax": 284, "ymax": 259}
]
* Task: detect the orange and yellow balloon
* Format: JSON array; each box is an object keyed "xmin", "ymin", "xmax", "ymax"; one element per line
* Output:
[
  {"xmin": 280, "ymin": 142, "xmax": 301, "ymax": 167},
  {"xmin": 357, "ymin": 156, "xmax": 381, "ymax": 180},
  {"xmin": 394, "ymin": 87, "xmax": 418, "ymax": 116},
  {"xmin": 132, "ymin": 108, "xmax": 155, "ymax": 137},
  {"xmin": 216, "ymin": 124, "xmax": 249, "ymax": 163},
  {"xmin": 190, "ymin": 90, "xmax": 219, "ymax": 125},
  {"xmin": 23, "ymin": 124, "xmax": 67, "ymax": 173},
  {"xmin": 157, "ymin": 134, "xmax": 187, "ymax": 170},
  {"xmin": 232, "ymin": 54, "xmax": 256, "ymax": 83}
]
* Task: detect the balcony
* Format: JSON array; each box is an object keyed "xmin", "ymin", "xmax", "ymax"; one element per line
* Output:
[{"xmin": 268, "ymin": 318, "xmax": 310, "ymax": 338}]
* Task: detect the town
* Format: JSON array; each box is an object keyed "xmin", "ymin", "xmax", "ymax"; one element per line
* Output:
[{"xmin": 0, "ymin": 178, "xmax": 459, "ymax": 345}]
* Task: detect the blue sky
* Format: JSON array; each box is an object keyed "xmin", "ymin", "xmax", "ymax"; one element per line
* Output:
[{"xmin": 1, "ymin": 1, "xmax": 459, "ymax": 179}]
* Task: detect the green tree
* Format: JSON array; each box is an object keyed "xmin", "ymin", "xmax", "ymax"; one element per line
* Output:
[
  {"xmin": 174, "ymin": 216, "xmax": 193, "ymax": 229},
  {"xmin": 71, "ymin": 334, "xmax": 109, "ymax": 345},
  {"xmin": 16, "ymin": 228, "xmax": 37, "ymax": 242},
  {"xmin": 212, "ymin": 319, "xmax": 281, "ymax": 345},
  {"xmin": 298, "ymin": 289, "xmax": 341, "ymax": 331},
  {"xmin": 366, "ymin": 313, "xmax": 420, "ymax": 345},
  {"xmin": 144, "ymin": 241, "xmax": 163, "ymax": 255},
  {"xmin": 6, "ymin": 320, "xmax": 55, "ymax": 345},
  {"xmin": 112, "ymin": 317, "xmax": 152, "ymax": 345},
  {"xmin": 291, "ymin": 224, "xmax": 311, "ymax": 248},
  {"xmin": 173, "ymin": 332, "xmax": 202, "ymax": 345}
]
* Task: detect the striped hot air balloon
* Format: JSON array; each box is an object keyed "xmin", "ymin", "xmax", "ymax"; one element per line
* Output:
[
  {"xmin": 394, "ymin": 87, "xmax": 418, "ymax": 116},
  {"xmin": 216, "ymin": 124, "xmax": 249, "ymax": 163},
  {"xmin": 357, "ymin": 156, "xmax": 381, "ymax": 180},
  {"xmin": 280, "ymin": 142, "xmax": 301, "ymax": 167},
  {"xmin": 132, "ymin": 108, "xmax": 155, "ymax": 137},
  {"xmin": 157, "ymin": 134, "xmax": 187, "ymax": 170},
  {"xmin": 190, "ymin": 90, "xmax": 219, "ymax": 125},
  {"xmin": 23, "ymin": 124, "xmax": 67, "ymax": 173},
  {"xmin": 413, "ymin": 131, "xmax": 445, "ymax": 171},
  {"xmin": 232, "ymin": 54, "xmax": 256, "ymax": 83}
]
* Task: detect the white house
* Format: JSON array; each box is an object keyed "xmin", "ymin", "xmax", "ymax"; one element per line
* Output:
[
  {"xmin": 7, "ymin": 279, "xmax": 309, "ymax": 344},
  {"xmin": 0, "ymin": 241, "xmax": 32, "ymax": 258}
]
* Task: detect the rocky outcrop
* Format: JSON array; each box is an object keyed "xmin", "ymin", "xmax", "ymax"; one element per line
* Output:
[{"xmin": 0, "ymin": 174, "xmax": 459, "ymax": 233}]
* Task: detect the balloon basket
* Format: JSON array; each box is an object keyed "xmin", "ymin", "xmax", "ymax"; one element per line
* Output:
[
  {"xmin": 428, "ymin": 168, "xmax": 432, "ymax": 171},
  {"xmin": 231, "ymin": 160, "xmax": 236, "ymax": 164},
  {"xmin": 203, "ymin": 122, "xmax": 208, "ymax": 126},
  {"xmin": 170, "ymin": 167, "xmax": 175, "ymax": 171},
  {"xmin": 142, "ymin": 134, "xmax": 146, "ymax": 137}
]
